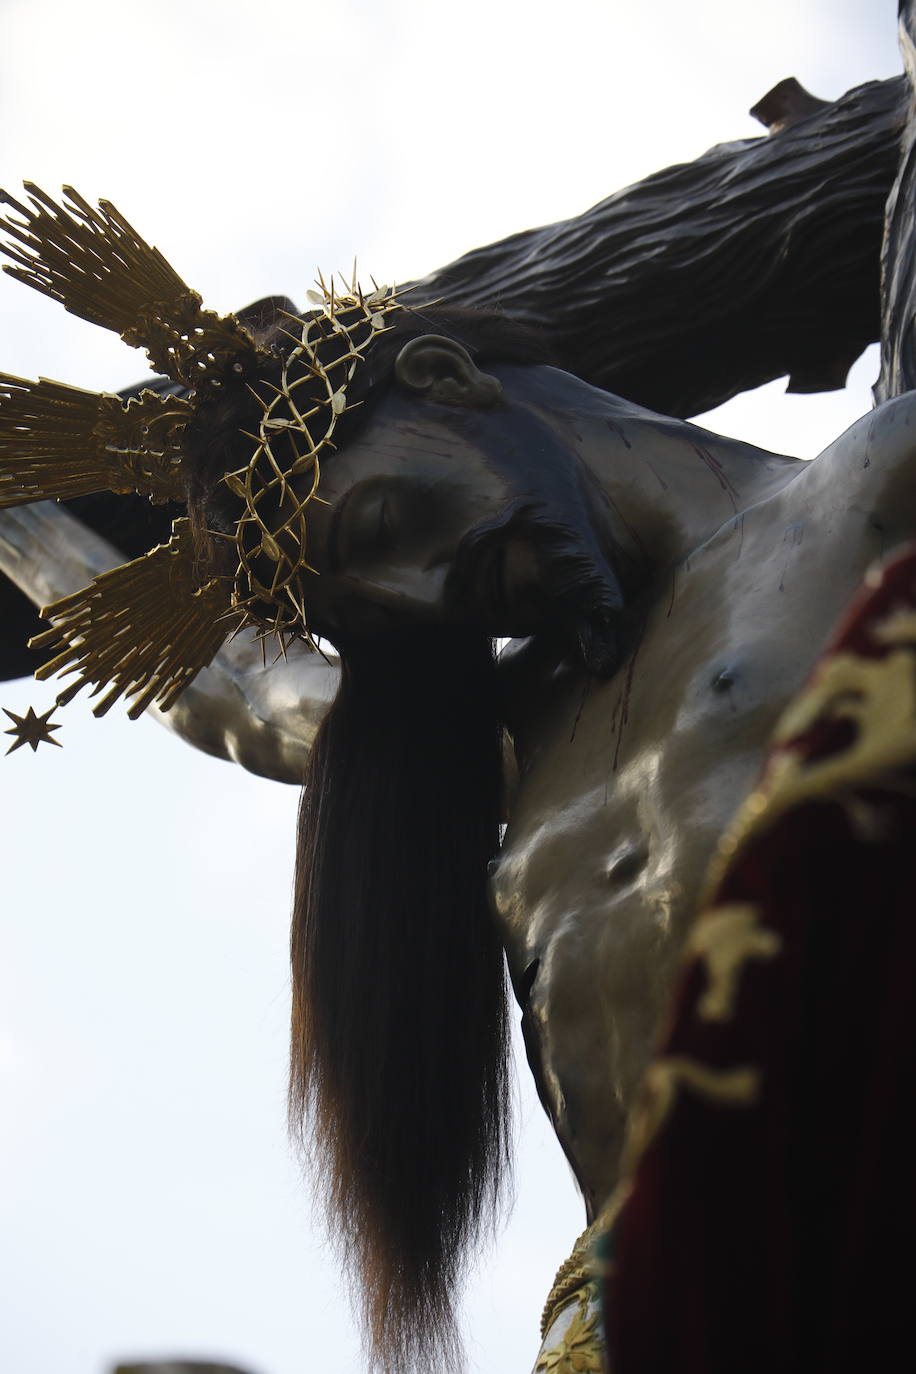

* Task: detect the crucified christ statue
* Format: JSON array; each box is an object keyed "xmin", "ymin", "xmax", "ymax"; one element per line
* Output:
[{"xmin": 1, "ymin": 25, "xmax": 915, "ymax": 1372}]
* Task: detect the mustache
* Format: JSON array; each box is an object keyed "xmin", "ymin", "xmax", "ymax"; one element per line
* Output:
[{"xmin": 448, "ymin": 498, "xmax": 631, "ymax": 676}]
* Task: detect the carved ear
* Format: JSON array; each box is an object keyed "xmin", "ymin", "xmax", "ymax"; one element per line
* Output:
[{"xmin": 394, "ymin": 334, "xmax": 503, "ymax": 407}]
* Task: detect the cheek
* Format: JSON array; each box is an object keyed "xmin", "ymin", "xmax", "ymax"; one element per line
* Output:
[
  {"xmin": 297, "ymin": 563, "xmax": 452, "ymax": 639},
  {"xmin": 299, "ymin": 493, "xmax": 336, "ymax": 575}
]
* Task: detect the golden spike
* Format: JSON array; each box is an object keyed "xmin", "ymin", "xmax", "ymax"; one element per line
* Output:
[
  {"xmin": 253, "ymin": 379, "xmax": 284, "ymax": 398},
  {"xmin": 276, "ymin": 326, "xmax": 305, "ymax": 349},
  {"xmin": 314, "ymin": 638, "xmax": 335, "ymax": 665},
  {"xmin": 223, "ymin": 472, "xmax": 249, "ymax": 500},
  {"xmin": 30, "ymin": 520, "xmax": 239, "ymax": 718},
  {"xmin": 0, "ymin": 185, "xmax": 267, "ymax": 388},
  {"xmin": 0, "ymin": 374, "xmax": 190, "ymax": 507},
  {"xmin": 244, "ymin": 389, "xmax": 273, "ymax": 415}
]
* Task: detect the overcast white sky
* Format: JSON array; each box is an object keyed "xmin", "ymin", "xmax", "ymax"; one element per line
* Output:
[{"xmin": 0, "ymin": 3, "xmax": 905, "ymax": 1372}]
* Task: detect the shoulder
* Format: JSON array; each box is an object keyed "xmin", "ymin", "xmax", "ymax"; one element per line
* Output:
[{"xmin": 804, "ymin": 393, "xmax": 916, "ymax": 532}]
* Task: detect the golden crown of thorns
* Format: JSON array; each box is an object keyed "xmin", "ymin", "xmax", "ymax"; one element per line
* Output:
[{"xmin": 0, "ymin": 184, "xmax": 405, "ymax": 719}]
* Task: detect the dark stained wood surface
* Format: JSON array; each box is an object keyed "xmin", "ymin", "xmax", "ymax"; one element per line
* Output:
[
  {"xmin": 408, "ymin": 77, "xmax": 906, "ymax": 418},
  {"xmin": 0, "ymin": 75, "xmax": 907, "ymax": 680},
  {"xmin": 877, "ymin": 5, "xmax": 916, "ymax": 402}
]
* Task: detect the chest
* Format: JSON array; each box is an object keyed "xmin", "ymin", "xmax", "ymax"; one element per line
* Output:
[{"xmin": 492, "ymin": 491, "xmax": 896, "ymax": 971}]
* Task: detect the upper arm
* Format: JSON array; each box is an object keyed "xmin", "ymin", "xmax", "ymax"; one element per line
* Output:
[
  {"xmin": 153, "ymin": 638, "xmax": 340, "ymax": 785},
  {"xmin": 0, "ymin": 500, "xmax": 341, "ymax": 784}
]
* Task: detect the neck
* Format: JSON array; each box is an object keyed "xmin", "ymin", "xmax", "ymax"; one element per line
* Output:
[{"xmin": 504, "ymin": 365, "xmax": 804, "ymax": 572}]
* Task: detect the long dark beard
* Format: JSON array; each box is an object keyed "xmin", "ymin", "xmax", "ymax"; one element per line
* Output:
[
  {"xmin": 451, "ymin": 496, "xmax": 633, "ymax": 677},
  {"xmin": 290, "ymin": 628, "xmax": 511, "ymax": 1373}
]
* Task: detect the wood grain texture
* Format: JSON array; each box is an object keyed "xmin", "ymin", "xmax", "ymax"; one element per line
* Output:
[
  {"xmin": 877, "ymin": 5, "xmax": 916, "ymax": 402},
  {"xmin": 407, "ymin": 76, "xmax": 906, "ymax": 418}
]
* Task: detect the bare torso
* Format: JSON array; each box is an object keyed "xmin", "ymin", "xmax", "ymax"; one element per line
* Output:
[
  {"xmin": 3, "ymin": 392, "xmax": 915, "ymax": 1228},
  {"xmin": 493, "ymin": 393, "xmax": 916, "ymax": 1213}
]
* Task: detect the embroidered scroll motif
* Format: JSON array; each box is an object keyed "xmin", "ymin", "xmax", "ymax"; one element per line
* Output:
[
  {"xmin": 683, "ymin": 903, "xmax": 782, "ymax": 1022},
  {"xmin": 619, "ymin": 1056, "xmax": 760, "ymax": 1183},
  {"xmin": 709, "ymin": 600, "xmax": 916, "ymax": 895}
]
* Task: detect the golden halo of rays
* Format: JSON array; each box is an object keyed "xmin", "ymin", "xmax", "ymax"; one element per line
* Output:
[{"xmin": 0, "ymin": 183, "xmax": 411, "ymax": 715}]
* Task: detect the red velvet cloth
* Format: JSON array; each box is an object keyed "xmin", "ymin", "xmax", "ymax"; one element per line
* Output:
[{"xmin": 604, "ymin": 545, "xmax": 916, "ymax": 1372}]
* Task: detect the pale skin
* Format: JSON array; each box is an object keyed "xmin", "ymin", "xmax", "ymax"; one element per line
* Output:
[{"xmin": 2, "ymin": 343, "xmax": 914, "ymax": 1220}]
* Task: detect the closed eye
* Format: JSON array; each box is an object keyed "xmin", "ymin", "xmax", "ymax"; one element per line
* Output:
[
  {"xmin": 331, "ymin": 480, "xmax": 393, "ymax": 568},
  {"xmin": 329, "ymin": 476, "xmax": 446, "ymax": 574}
]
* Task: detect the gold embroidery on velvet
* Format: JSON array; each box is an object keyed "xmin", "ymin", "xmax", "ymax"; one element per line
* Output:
[
  {"xmin": 706, "ymin": 628, "xmax": 916, "ymax": 898},
  {"xmin": 619, "ymin": 1056, "xmax": 760, "ymax": 1183},
  {"xmin": 684, "ymin": 903, "xmax": 782, "ymax": 1022},
  {"xmin": 550, "ymin": 1057, "xmax": 761, "ymax": 1356},
  {"xmin": 872, "ymin": 608, "xmax": 916, "ymax": 645},
  {"xmin": 587, "ymin": 1055, "xmax": 761, "ymax": 1274}
]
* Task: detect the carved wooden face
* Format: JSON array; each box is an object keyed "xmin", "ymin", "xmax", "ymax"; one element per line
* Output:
[
  {"xmin": 297, "ymin": 391, "xmax": 521, "ymax": 636},
  {"xmin": 297, "ymin": 380, "xmax": 626, "ymax": 669}
]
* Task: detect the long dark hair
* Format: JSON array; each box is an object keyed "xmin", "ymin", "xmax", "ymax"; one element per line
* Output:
[
  {"xmin": 180, "ymin": 304, "xmax": 552, "ymax": 1368},
  {"xmin": 290, "ymin": 626, "xmax": 511, "ymax": 1372}
]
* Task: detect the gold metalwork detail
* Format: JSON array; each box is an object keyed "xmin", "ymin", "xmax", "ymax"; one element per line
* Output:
[
  {"xmin": 0, "ymin": 185, "xmax": 265, "ymax": 387},
  {"xmin": 536, "ymin": 1291, "xmax": 607, "ymax": 1372},
  {"xmin": 540, "ymin": 1219, "xmax": 605, "ymax": 1338},
  {"xmin": 3, "ymin": 703, "xmax": 62, "ymax": 754},
  {"xmin": 0, "ymin": 374, "xmax": 189, "ymax": 507},
  {"xmin": 683, "ymin": 903, "xmax": 781, "ymax": 1022},
  {"xmin": 30, "ymin": 520, "xmax": 238, "ymax": 718}
]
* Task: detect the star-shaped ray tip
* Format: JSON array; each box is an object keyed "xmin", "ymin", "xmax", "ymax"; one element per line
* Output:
[{"xmin": 3, "ymin": 703, "xmax": 63, "ymax": 755}]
